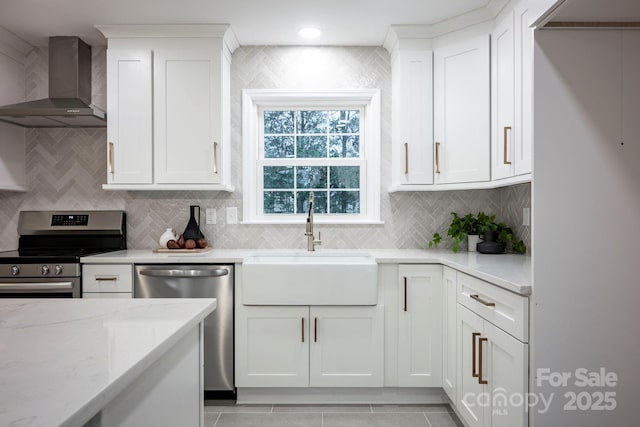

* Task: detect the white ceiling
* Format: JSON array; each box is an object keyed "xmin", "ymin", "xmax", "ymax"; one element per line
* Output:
[
  {"xmin": 552, "ymin": 0, "xmax": 640, "ymax": 22},
  {"xmin": 0, "ymin": 0, "xmax": 492, "ymax": 48}
]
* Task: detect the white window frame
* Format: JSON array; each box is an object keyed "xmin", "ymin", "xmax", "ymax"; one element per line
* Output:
[{"xmin": 242, "ymin": 89, "xmax": 381, "ymax": 224}]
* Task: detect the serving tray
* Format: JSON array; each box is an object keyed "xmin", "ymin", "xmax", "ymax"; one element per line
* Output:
[{"xmin": 153, "ymin": 247, "xmax": 213, "ymax": 254}]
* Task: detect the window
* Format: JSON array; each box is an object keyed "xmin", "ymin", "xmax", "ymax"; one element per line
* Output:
[{"xmin": 243, "ymin": 90, "xmax": 381, "ymax": 224}]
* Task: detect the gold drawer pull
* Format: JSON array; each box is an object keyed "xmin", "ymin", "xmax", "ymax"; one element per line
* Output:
[
  {"xmin": 404, "ymin": 143, "xmax": 409, "ymax": 174},
  {"xmin": 470, "ymin": 294, "xmax": 495, "ymax": 307},
  {"xmin": 301, "ymin": 318, "xmax": 305, "ymax": 343},
  {"xmin": 472, "ymin": 332, "xmax": 480, "ymax": 378},
  {"xmin": 478, "ymin": 337, "xmax": 488, "ymax": 384},
  {"xmin": 108, "ymin": 142, "xmax": 114, "ymax": 174},
  {"xmin": 503, "ymin": 126, "xmax": 512, "ymax": 165},
  {"xmin": 435, "ymin": 142, "xmax": 441, "ymax": 174},
  {"xmin": 95, "ymin": 276, "xmax": 118, "ymax": 281},
  {"xmin": 213, "ymin": 142, "xmax": 219, "ymax": 175}
]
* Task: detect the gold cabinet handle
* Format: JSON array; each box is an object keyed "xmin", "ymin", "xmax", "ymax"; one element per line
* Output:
[
  {"xmin": 314, "ymin": 317, "xmax": 318, "ymax": 343},
  {"xmin": 503, "ymin": 126, "xmax": 512, "ymax": 165},
  {"xmin": 435, "ymin": 142, "xmax": 441, "ymax": 174},
  {"xmin": 301, "ymin": 318, "xmax": 305, "ymax": 343},
  {"xmin": 404, "ymin": 143, "xmax": 409, "ymax": 174},
  {"xmin": 403, "ymin": 276, "xmax": 408, "ymax": 312},
  {"xmin": 478, "ymin": 337, "xmax": 488, "ymax": 384},
  {"xmin": 470, "ymin": 294, "xmax": 496, "ymax": 307},
  {"xmin": 108, "ymin": 142, "xmax": 114, "ymax": 174},
  {"xmin": 95, "ymin": 276, "xmax": 118, "ymax": 281},
  {"xmin": 213, "ymin": 142, "xmax": 219, "ymax": 175},
  {"xmin": 472, "ymin": 332, "xmax": 481, "ymax": 378}
]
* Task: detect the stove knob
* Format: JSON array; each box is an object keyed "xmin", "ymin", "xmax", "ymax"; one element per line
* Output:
[
  {"xmin": 10, "ymin": 265, "xmax": 20, "ymax": 276},
  {"xmin": 55, "ymin": 265, "xmax": 64, "ymax": 276},
  {"xmin": 41, "ymin": 265, "xmax": 50, "ymax": 276}
]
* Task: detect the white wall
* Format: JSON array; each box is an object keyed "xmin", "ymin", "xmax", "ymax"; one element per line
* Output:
[{"xmin": 532, "ymin": 29, "xmax": 640, "ymax": 425}]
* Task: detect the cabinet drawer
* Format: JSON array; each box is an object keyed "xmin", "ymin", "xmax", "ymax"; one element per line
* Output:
[
  {"xmin": 457, "ymin": 272, "xmax": 528, "ymax": 342},
  {"xmin": 83, "ymin": 292, "xmax": 133, "ymax": 299},
  {"xmin": 83, "ymin": 264, "xmax": 133, "ymax": 293}
]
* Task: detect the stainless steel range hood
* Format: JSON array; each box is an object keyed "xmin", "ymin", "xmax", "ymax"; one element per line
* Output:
[{"xmin": 0, "ymin": 36, "xmax": 106, "ymax": 128}]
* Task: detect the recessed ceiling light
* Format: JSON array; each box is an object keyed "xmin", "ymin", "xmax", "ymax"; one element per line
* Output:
[{"xmin": 298, "ymin": 27, "xmax": 321, "ymax": 39}]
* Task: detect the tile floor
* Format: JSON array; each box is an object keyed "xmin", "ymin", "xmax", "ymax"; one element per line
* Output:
[{"xmin": 203, "ymin": 403, "xmax": 464, "ymax": 427}]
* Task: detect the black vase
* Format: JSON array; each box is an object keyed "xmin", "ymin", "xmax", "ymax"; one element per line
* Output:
[
  {"xmin": 182, "ymin": 205, "xmax": 205, "ymax": 241},
  {"xmin": 477, "ymin": 230, "xmax": 505, "ymax": 254}
]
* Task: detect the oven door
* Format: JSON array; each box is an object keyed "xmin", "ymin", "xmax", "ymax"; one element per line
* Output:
[{"xmin": 0, "ymin": 278, "xmax": 80, "ymax": 298}]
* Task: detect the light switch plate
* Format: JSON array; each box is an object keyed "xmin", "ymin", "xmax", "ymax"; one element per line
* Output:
[
  {"xmin": 226, "ymin": 207, "xmax": 238, "ymax": 225},
  {"xmin": 523, "ymin": 207, "xmax": 530, "ymax": 226},
  {"xmin": 206, "ymin": 208, "xmax": 216, "ymax": 225}
]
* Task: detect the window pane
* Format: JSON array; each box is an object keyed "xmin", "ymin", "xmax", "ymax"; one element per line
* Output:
[
  {"xmin": 329, "ymin": 110, "xmax": 360, "ymax": 133},
  {"xmin": 264, "ymin": 111, "xmax": 294, "ymax": 134},
  {"xmin": 296, "ymin": 166, "xmax": 327, "ymax": 189},
  {"xmin": 297, "ymin": 136, "xmax": 327, "ymax": 158},
  {"xmin": 297, "ymin": 191, "xmax": 328, "ymax": 214},
  {"xmin": 264, "ymin": 191, "xmax": 294, "ymax": 214},
  {"xmin": 330, "ymin": 191, "xmax": 360, "ymax": 214},
  {"xmin": 330, "ymin": 166, "xmax": 360, "ymax": 189},
  {"xmin": 264, "ymin": 136, "xmax": 294, "ymax": 158},
  {"xmin": 264, "ymin": 166, "xmax": 294, "ymax": 189},
  {"xmin": 296, "ymin": 110, "xmax": 327, "ymax": 133},
  {"xmin": 329, "ymin": 135, "xmax": 360, "ymax": 158}
]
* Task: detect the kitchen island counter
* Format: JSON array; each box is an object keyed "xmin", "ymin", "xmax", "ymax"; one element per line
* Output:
[{"xmin": 0, "ymin": 298, "xmax": 216, "ymax": 427}]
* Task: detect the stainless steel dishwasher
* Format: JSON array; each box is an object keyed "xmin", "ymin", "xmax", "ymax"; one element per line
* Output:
[{"xmin": 134, "ymin": 264, "xmax": 234, "ymax": 394}]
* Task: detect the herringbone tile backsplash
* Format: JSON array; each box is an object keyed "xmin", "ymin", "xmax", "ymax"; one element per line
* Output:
[{"xmin": 0, "ymin": 45, "xmax": 531, "ymax": 254}]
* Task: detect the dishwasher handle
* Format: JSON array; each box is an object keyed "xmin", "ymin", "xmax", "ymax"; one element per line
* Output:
[{"xmin": 139, "ymin": 268, "xmax": 229, "ymax": 278}]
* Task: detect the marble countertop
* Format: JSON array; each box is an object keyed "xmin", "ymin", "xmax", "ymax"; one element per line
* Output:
[
  {"xmin": 82, "ymin": 248, "xmax": 531, "ymax": 295},
  {"xmin": 0, "ymin": 298, "xmax": 216, "ymax": 427}
]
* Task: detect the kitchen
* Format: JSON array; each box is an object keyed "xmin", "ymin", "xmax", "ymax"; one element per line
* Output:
[{"xmin": 0, "ymin": 0, "xmax": 638, "ymax": 426}]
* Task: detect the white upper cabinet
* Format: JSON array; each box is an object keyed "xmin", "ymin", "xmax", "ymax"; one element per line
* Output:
[
  {"xmin": 492, "ymin": 1, "xmax": 533, "ymax": 181},
  {"xmin": 434, "ymin": 34, "xmax": 491, "ymax": 185},
  {"xmin": 98, "ymin": 25, "xmax": 238, "ymax": 191},
  {"xmin": 106, "ymin": 49, "xmax": 153, "ymax": 184},
  {"xmin": 390, "ymin": 43, "xmax": 434, "ymax": 187}
]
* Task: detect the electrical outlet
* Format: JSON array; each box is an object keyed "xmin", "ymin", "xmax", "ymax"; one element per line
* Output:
[
  {"xmin": 523, "ymin": 207, "xmax": 531, "ymax": 227},
  {"xmin": 205, "ymin": 208, "xmax": 216, "ymax": 225},
  {"xmin": 226, "ymin": 207, "xmax": 238, "ymax": 225}
]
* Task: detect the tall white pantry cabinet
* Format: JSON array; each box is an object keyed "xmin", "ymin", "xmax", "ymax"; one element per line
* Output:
[{"xmin": 98, "ymin": 25, "xmax": 237, "ymax": 191}]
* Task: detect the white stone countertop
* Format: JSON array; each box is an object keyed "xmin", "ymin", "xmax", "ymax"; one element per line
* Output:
[
  {"xmin": 0, "ymin": 298, "xmax": 216, "ymax": 427},
  {"xmin": 82, "ymin": 248, "xmax": 531, "ymax": 295}
]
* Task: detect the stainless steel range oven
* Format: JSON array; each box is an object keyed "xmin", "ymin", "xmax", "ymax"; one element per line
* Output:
[{"xmin": 0, "ymin": 210, "xmax": 126, "ymax": 298}]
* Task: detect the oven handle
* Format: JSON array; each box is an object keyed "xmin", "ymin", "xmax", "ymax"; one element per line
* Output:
[
  {"xmin": 0, "ymin": 282, "xmax": 73, "ymax": 291},
  {"xmin": 139, "ymin": 269, "xmax": 229, "ymax": 278}
]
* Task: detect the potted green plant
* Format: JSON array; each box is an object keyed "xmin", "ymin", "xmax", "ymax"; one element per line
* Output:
[{"xmin": 428, "ymin": 212, "xmax": 527, "ymax": 254}]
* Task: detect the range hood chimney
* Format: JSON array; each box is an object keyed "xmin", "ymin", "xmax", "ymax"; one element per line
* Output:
[{"xmin": 0, "ymin": 36, "xmax": 106, "ymax": 128}]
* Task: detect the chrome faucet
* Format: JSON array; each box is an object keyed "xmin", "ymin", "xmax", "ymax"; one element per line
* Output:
[{"xmin": 305, "ymin": 192, "xmax": 322, "ymax": 251}]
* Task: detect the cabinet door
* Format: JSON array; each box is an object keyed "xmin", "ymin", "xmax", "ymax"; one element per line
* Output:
[
  {"xmin": 492, "ymin": 8, "xmax": 515, "ymax": 180},
  {"xmin": 457, "ymin": 305, "xmax": 485, "ymax": 427},
  {"xmin": 106, "ymin": 49, "xmax": 153, "ymax": 184},
  {"xmin": 434, "ymin": 35, "xmax": 490, "ymax": 184},
  {"xmin": 154, "ymin": 46, "xmax": 221, "ymax": 184},
  {"xmin": 483, "ymin": 321, "xmax": 528, "ymax": 427},
  {"xmin": 442, "ymin": 267, "xmax": 457, "ymax": 401},
  {"xmin": 397, "ymin": 264, "xmax": 443, "ymax": 387},
  {"xmin": 235, "ymin": 306, "xmax": 309, "ymax": 387},
  {"xmin": 514, "ymin": 0, "xmax": 533, "ymax": 176},
  {"xmin": 309, "ymin": 306, "xmax": 384, "ymax": 387},
  {"xmin": 393, "ymin": 50, "xmax": 434, "ymax": 185}
]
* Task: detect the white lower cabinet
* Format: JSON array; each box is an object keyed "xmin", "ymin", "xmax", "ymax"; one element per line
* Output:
[
  {"xmin": 235, "ymin": 306, "xmax": 309, "ymax": 387},
  {"xmin": 236, "ymin": 305, "xmax": 384, "ymax": 388},
  {"xmin": 397, "ymin": 264, "xmax": 442, "ymax": 387},
  {"xmin": 456, "ymin": 276, "xmax": 528, "ymax": 427},
  {"xmin": 82, "ymin": 264, "xmax": 133, "ymax": 298},
  {"xmin": 442, "ymin": 266, "xmax": 457, "ymax": 401}
]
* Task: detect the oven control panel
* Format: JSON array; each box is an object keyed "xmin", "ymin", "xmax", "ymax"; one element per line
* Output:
[{"xmin": 51, "ymin": 214, "xmax": 89, "ymax": 226}]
